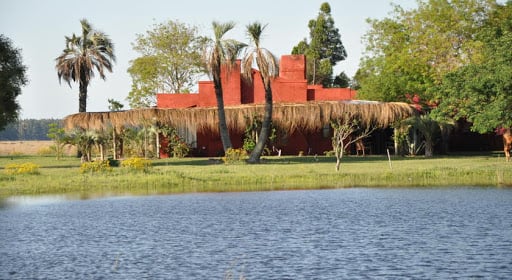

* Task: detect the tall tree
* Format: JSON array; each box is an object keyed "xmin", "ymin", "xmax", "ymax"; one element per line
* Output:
[
  {"xmin": 204, "ymin": 21, "xmax": 246, "ymax": 152},
  {"xmin": 0, "ymin": 35, "xmax": 27, "ymax": 130},
  {"xmin": 357, "ymin": 0, "xmax": 494, "ymax": 102},
  {"xmin": 332, "ymin": 71, "xmax": 350, "ymax": 88},
  {"xmin": 241, "ymin": 22, "xmax": 279, "ymax": 164},
  {"xmin": 291, "ymin": 2, "xmax": 347, "ymax": 85},
  {"xmin": 434, "ymin": 1, "xmax": 512, "ymax": 133},
  {"xmin": 55, "ymin": 19, "xmax": 115, "ymax": 113},
  {"xmin": 127, "ymin": 20, "xmax": 207, "ymax": 108}
]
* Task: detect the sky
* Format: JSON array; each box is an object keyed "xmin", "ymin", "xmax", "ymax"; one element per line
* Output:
[{"xmin": 0, "ymin": 0, "xmax": 418, "ymax": 119}]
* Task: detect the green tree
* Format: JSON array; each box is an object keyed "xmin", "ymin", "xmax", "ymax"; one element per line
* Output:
[
  {"xmin": 434, "ymin": 2, "xmax": 512, "ymax": 133},
  {"xmin": 241, "ymin": 22, "xmax": 279, "ymax": 164},
  {"xmin": 204, "ymin": 21, "xmax": 246, "ymax": 153},
  {"xmin": 47, "ymin": 123, "xmax": 69, "ymax": 160},
  {"xmin": 291, "ymin": 2, "xmax": 347, "ymax": 86},
  {"xmin": 0, "ymin": 35, "xmax": 28, "ymax": 130},
  {"xmin": 357, "ymin": 0, "xmax": 493, "ymax": 102},
  {"xmin": 127, "ymin": 20, "xmax": 207, "ymax": 108},
  {"xmin": 0, "ymin": 119, "xmax": 58, "ymax": 140},
  {"xmin": 55, "ymin": 19, "xmax": 116, "ymax": 113},
  {"xmin": 127, "ymin": 56, "xmax": 160, "ymax": 108},
  {"xmin": 404, "ymin": 114, "xmax": 440, "ymax": 157},
  {"xmin": 107, "ymin": 98, "xmax": 124, "ymax": 111},
  {"xmin": 332, "ymin": 71, "xmax": 350, "ymax": 88}
]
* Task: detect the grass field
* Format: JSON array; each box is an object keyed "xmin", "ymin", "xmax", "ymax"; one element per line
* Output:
[
  {"xmin": 0, "ymin": 141, "xmax": 76, "ymax": 157},
  {"xmin": 1, "ymin": 152, "xmax": 511, "ymax": 198}
]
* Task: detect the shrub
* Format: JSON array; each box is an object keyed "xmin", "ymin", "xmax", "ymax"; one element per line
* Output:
[
  {"xmin": 170, "ymin": 140, "xmax": 190, "ymax": 158},
  {"xmin": 107, "ymin": 158, "xmax": 120, "ymax": 167},
  {"xmin": 121, "ymin": 157, "xmax": 152, "ymax": 172},
  {"xmin": 4, "ymin": 162, "xmax": 40, "ymax": 175},
  {"xmin": 80, "ymin": 160, "xmax": 112, "ymax": 174},
  {"xmin": 163, "ymin": 129, "xmax": 190, "ymax": 158},
  {"xmin": 242, "ymin": 137, "xmax": 256, "ymax": 153},
  {"xmin": 222, "ymin": 148, "xmax": 248, "ymax": 164},
  {"xmin": 323, "ymin": 150, "xmax": 335, "ymax": 157},
  {"xmin": 37, "ymin": 146, "xmax": 54, "ymax": 156}
]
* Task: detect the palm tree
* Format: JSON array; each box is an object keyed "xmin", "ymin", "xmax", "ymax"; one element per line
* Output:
[
  {"xmin": 404, "ymin": 114, "xmax": 440, "ymax": 157},
  {"xmin": 204, "ymin": 21, "xmax": 246, "ymax": 152},
  {"xmin": 56, "ymin": 19, "xmax": 116, "ymax": 113},
  {"xmin": 241, "ymin": 22, "xmax": 279, "ymax": 163}
]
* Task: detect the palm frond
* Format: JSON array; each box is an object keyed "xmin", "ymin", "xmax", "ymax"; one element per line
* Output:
[
  {"xmin": 246, "ymin": 22, "xmax": 267, "ymax": 47},
  {"xmin": 241, "ymin": 22, "xmax": 278, "ymax": 88},
  {"xmin": 55, "ymin": 19, "xmax": 115, "ymax": 87}
]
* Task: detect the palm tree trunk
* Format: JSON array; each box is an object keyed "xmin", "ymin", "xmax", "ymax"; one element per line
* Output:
[
  {"xmin": 79, "ymin": 79, "xmax": 88, "ymax": 113},
  {"xmin": 248, "ymin": 86, "xmax": 273, "ymax": 163},
  {"xmin": 425, "ymin": 140, "xmax": 434, "ymax": 157},
  {"xmin": 77, "ymin": 79, "xmax": 88, "ymax": 158},
  {"xmin": 424, "ymin": 134, "xmax": 434, "ymax": 157},
  {"xmin": 213, "ymin": 78, "xmax": 232, "ymax": 152}
]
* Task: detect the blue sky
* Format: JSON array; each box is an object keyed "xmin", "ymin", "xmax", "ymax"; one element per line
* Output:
[{"xmin": 1, "ymin": 0, "xmax": 417, "ymax": 119}]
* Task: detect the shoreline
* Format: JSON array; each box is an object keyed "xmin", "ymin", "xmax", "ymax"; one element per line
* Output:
[{"xmin": 1, "ymin": 153, "xmax": 511, "ymax": 198}]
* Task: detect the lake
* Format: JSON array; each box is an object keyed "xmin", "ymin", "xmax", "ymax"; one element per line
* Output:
[{"xmin": 1, "ymin": 187, "xmax": 511, "ymax": 279}]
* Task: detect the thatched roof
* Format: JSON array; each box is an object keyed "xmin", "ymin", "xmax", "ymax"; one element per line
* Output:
[{"xmin": 63, "ymin": 101, "xmax": 415, "ymax": 133}]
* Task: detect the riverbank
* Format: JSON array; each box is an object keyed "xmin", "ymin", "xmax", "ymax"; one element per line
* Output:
[{"xmin": 1, "ymin": 153, "xmax": 511, "ymax": 197}]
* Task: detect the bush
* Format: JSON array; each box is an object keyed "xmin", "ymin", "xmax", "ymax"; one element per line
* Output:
[
  {"xmin": 107, "ymin": 158, "xmax": 120, "ymax": 167},
  {"xmin": 164, "ymin": 131, "xmax": 190, "ymax": 158},
  {"xmin": 4, "ymin": 162, "xmax": 40, "ymax": 175},
  {"xmin": 222, "ymin": 148, "xmax": 248, "ymax": 164},
  {"xmin": 121, "ymin": 157, "xmax": 152, "ymax": 172},
  {"xmin": 37, "ymin": 146, "xmax": 54, "ymax": 156},
  {"xmin": 323, "ymin": 150, "xmax": 335, "ymax": 157},
  {"xmin": 80, "ymin": 160, "xmax": 112, "ymax": 174}
]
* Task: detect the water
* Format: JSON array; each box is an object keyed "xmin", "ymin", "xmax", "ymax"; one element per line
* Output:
[{"xmin": 1, "ymin": 188, "xmax": 511, "ymax": 279}]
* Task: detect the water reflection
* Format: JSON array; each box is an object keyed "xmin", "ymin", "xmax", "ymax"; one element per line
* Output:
[
  {"xmin": 1, "ymin": 194, "xmax": 74, "ymax": 208},
  {"xmin": 0, "ymin": 193, "xmax": 136, "ymax": 209}
]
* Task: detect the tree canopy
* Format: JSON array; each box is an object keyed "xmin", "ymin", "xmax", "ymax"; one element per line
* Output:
[
  {"xmin": 291, "ymin": 2, "xmax": 347, "ymax": 86},
  {"xmin": 434, "ymin": 1, "xmax": 512, "ymax": 133},
  {"xmin": 356, "ymin": 0, "xmax": 494, "ymax": 102},
  {"xmin": 0, "ymin": 35, "xmax": 27, "ymax": 130},
  {"xmin": 127, "ymin": 20, "xmax": 207, "ymax": 108},
  {"xmin": 357, "ymin": 0, "xmax": 512, "ymax": 135}
]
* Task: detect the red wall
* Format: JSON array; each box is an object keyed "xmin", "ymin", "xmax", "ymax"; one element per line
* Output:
[
  {"xmin": 195, "ymin": 130, "xmax": 243, "ymax": 157},
  {"xmin": 156, "ymin": 54, "xmax": 358, "ymax": 157},
  {"xmin": 307, "ymin": 86, "xmax": 356, "ymax": 101},
  {"xmin": 276, "ymin": 129, "xmax": 333, "ymax": 156},
  {"xmin": 273, "ymin": 78, "xmax": 308, "ymax": 103},
  {"xmin": 279, "ymin": 55, "xmax": 307, "ymax": 80},
  {"xmin": 157, "ymin": 54, "xmax": 355, "ymax": 108},
  {"xmin": 157, "ymin": 93, "xmax": 199, "ymax": 108}
]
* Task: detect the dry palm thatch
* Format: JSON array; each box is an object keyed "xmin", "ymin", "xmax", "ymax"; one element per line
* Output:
[{"xmin": 63, "ymin": 101, "xmax": 415, "ymax": 133}]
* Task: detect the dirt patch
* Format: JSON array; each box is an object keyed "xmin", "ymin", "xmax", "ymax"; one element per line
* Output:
[{"xmin": 0, "ymin": 141, "xmax": 76, "ymax": 156}]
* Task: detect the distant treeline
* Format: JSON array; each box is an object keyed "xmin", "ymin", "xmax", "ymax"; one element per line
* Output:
[{"xmin": 0, "ymin": 119, "xmax": 62, "ymax": 140}]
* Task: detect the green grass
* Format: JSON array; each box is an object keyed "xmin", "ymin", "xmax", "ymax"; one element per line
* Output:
[{"xmin": 1, "ymin": 153, "xmax": 511, "ymax": 198}]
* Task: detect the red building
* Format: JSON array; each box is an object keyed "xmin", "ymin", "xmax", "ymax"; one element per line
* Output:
[{"xmin": 157, "ymin": 54, "xmax": 357, "ymax": 157}]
